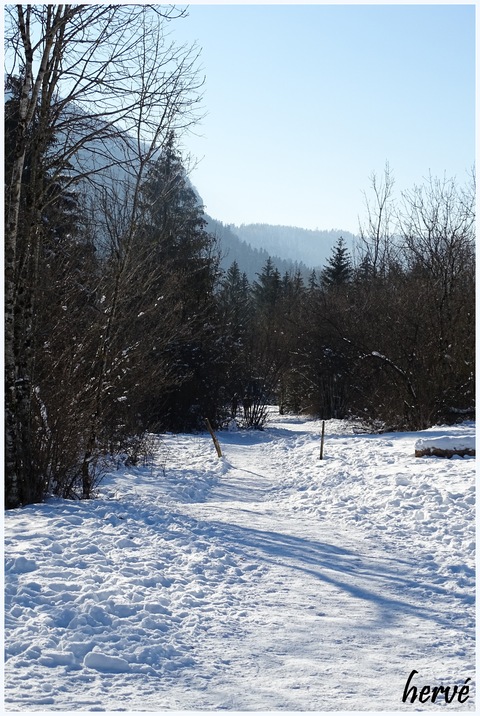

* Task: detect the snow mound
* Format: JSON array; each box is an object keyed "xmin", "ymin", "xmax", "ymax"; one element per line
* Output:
[
  {"xmin": 415, "ymin": 435, "xmax": 475, "ymax": 452},
  {"xmin": 10, "ymin": 556, "xmax": 37, "ymax": 573},
  {"xmin": 84, "ymin": 651, "xmax": 131, "ymax": 673}
]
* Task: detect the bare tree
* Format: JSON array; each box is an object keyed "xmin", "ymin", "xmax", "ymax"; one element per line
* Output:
[
  {"xmin": 4, "ymin": 4, "xmax": 204, "ymax": 507},
  {"xmin": 351, "ymin": 170, "xmax": 475, "ymax": 429},
  {"xmin": 357, "ymin": 162, "xmax": 398, "ymax": 280},
  {"xmin": 395, "ymin": 171, "xmax": 476, "ymax": 424},
  {"xmin": 397, "ymin": 171, "xmax": 475, "ymax": 294}
]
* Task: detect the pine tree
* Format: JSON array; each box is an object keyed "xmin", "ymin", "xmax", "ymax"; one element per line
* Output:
[
  {"xmin": 308, "ymin": 269, "xmax": 319, "ymax": 292},
  {"xmin": 5, "ymin": 74, "xmax": 97, "ymax": 504},
  {"xmin": 216, "ymin": 261, "xmax": 252, "ymax": 420},
  {"xmin": 131, "ymin": 135, "xmax": 221, "ymax": 431},
  {"xmin": 237, "ymin": 258, "xmax": 287, "ymax": 427},
  {"xmin": 252, "ymin": 257, "xmax": 282, "ymax": 316},
  {"xmin": 218, "ymin": 261, "xmax": 251, "ymax": 337},
  {"xmin": 320, "ymin": 237, "xmax": 353, "ymax": 288}
]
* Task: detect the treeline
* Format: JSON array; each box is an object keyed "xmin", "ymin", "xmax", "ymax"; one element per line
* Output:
[
  {"xmin": 4, "ymin": 7, "xmax": 475, "ymax": 509},
  {"xmin": 217, "ymin": 164, "xmax": 475, "ymax": 431}
]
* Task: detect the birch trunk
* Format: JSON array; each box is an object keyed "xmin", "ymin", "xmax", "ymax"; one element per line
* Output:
[{"xmin": 5, "ymin": 6, "xmax": 68, "ymax": 507}]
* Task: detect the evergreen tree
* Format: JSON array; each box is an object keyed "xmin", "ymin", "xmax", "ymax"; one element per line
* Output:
[
  {"xmin": 252, "ymin": 257, "xmax": 282, "ymax": 315},
  {"xmin": 5, "ymin": 74, "xmax": 100, "ymax": 502},
  {"xmin": 238, "ymin": 258, "xmax": 287, "ymax": 427},
  {"xmin": 216, "ymin": 261, "xmax": 252, "ymax": 420},
  {"xmin": 320, "ymin": 237, "xmax": 353, "ymax": 288},
  {"xmin": 308, "ymin": 269, "xmax": 319, "ymax": 292},
  {"xmin": 217, "ymin": 260, "xmax": 251, "ymax": 335},
  {"xmin": 131, "ymin": 135, "xmax": 221, "ymax": 431}
]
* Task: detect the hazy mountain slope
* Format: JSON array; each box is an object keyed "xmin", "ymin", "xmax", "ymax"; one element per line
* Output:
[
  {"xmin": 206, "ymin": 217, "xmax": 311, "ymax": 282},
  {"xmin": 39, "ymin": 109, "xmax": 352, "ymax": 279},
  {"xmin": 45, "ymin": 115, "xmax": 350, "ymax": 281},
  {"xmin": 231, "ymin": 223, "xmax": 358, "ymax": 270}
]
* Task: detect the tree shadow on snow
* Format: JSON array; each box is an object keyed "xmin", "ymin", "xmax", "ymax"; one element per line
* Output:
[{"xmin": 202, "ymin": 520, "xmax": 474, "ymax": 633}]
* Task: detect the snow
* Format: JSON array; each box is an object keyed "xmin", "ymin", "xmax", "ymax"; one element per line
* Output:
[
  {"xmin": 415, "ymin": 435, "xmax": 475, "ymax": 452},
  {"xmin": 4, "ymin": 411, "xmax": 475, "ymax": 711}
]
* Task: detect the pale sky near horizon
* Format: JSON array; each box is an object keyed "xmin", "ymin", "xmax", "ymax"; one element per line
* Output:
[{"xmin": 171, "ymin": 2, "xmax": 475, "ymax": 234}]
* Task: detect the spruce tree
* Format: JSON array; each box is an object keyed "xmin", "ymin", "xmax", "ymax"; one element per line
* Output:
[
  {"xmin": 320, "ymin": 237, "xmax": 353, "ymax": 288},
  {"xmin": 5, "ymin": 74, "xmax": 99, "ymax": 503},
  {"xmin": 218, "ymin": 260, "xmax": 251, "ymax": 333},
  {"xmin": 216, "ymin": 261, "xmax": 252, "ymax": 420},
  {"xmin": 252, "ymin": 257, "xmax": 282, "ymax": 316},
  {"xmin": 132, "ymin": 135, "xmax": 221, "ymax": 431}
]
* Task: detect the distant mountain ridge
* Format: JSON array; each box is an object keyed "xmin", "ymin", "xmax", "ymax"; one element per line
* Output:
[
  {"xmin": 46, "ymin": 112, "xmax": 355, "ymax": 282},
  {"xmin": 230, "ymin": 223, "xmax": 358, "ymax": 271},
  {"xmin": 38, "ymin": 110, "xmax": 355, "ymax": 281},
  {"xmin": 206, "ymin": 217, "xmax": 311, "ymax": 282}
]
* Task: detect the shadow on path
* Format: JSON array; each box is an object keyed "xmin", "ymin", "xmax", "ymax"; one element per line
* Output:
[{"xmin": 182, "ymin": 513, "xmax": 474, "ymax": 636}]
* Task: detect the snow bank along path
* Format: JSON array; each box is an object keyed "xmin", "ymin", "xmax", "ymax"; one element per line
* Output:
[{"xmin": 4, "ymin": 412, "xmax": 475, "ymax": 711}]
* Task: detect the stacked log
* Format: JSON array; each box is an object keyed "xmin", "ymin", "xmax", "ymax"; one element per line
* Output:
[{"xmin": 415, "ymin": 435, "xmax": 475, "ymax": 458}]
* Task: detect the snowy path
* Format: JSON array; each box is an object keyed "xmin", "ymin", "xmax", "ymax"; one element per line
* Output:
[
  {"xmin": 4, "ymin": 413, "xmax": 475, "ymax": 711},
  {"xmin": 170, "ymin": 425, "xmax": 475, "ymax": 710}
]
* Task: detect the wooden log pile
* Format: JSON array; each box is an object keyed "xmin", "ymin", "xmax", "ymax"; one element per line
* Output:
[{"xmin": 415, "ymin": 435, "xmax": 475, "ymax": 458}]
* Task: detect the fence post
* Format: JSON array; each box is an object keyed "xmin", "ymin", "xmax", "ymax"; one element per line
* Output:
[
  {"xmin": 319, "ymin": 420, "xmax": 325, "ymax": 460},
  {"xmin": 204, "ymin": 418, "xmax": 223, "ymax": 458}
]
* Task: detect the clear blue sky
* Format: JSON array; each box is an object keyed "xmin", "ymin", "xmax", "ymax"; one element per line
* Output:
[{"xmin": 172, "ymin": 2, "xmax": 475, "ymax": 233}]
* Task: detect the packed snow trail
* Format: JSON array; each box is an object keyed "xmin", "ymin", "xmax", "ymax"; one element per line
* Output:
[
  {"xmin": 4, "ymin": 413, "xmax": 475, "ymax": 711},
  {"xmin": 172, "ymin": 421, "xmax": 474, "ymax": 710}
]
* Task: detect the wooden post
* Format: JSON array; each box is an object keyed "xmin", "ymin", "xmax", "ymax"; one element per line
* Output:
[
  {"xmin": 204, "ymin": 418, "xmax": 222, "ymax": 458},
  {"xmin": 319, "ymin": 420, "xmax": 325, "ymax": 460}
]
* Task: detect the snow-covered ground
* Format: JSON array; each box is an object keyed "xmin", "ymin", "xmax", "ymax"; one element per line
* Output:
[{"xmin": 4, "ymin": 411, "xmax": 475, "ymax": 711}]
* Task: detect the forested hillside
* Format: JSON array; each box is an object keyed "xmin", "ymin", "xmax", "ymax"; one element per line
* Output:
[
  {"xmin": 4, "ymin": 6, "xmax": 475, "ymax": 509},
  {"xmin": 231, "ymin": 223, "xmax": 357, "ymax": 269},
  {"xmin": 205, "ymin": 217, "xmax": 310, "ymax": 281}
]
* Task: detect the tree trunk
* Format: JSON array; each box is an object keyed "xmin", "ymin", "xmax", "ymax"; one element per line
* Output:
[{"xmin": 4, "ymin": 6, "xmax": 65, "ymax": 507}]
